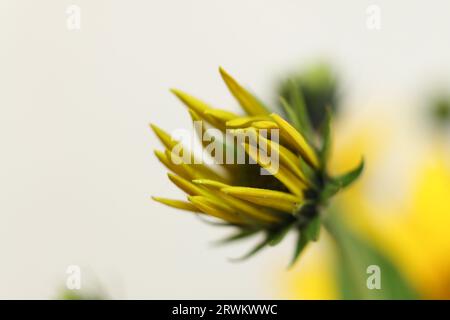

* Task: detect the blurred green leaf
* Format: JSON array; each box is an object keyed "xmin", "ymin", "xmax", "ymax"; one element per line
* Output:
[
  {"xmin": 215, "ymin": 228, "xmax": 260, "ymax": 245},
  {"xmin": 229, "ymin": 226, "xmax": 293, "ymax": 261},
  {"xmin": 326, "ymin": 210, "xmax": 419, "ymax": 299},
  {"xmin": 288, "ymin": 215, "xmax": 321, "ymax": 267},
  {"xmin": 304, "ymin": 215, "xmax": 321, "ymax": 241},
  {"xmin": 289, "ymin": 229, "xmax": 309, "ymax": 268},
  {"xmin": 279, "ymin": 96, "xmax": 302, "ymax": 132},
  {"xmin": 288, "ymin": 79, "xmax": 314, "ymax": 140},
  {"xmin": 56, "ymin": 287, "xmax": 107, "ymax": 300},
  {"xmin": 319, "ymin": 109, "xmax": 332, "ymax": 169},
  {"xmin": 278, "ymin": 63, "xmax": 338, "ymax": 132},
  {"xmin": 429, "ymin": 94, "xmax": 450, "ymax": 127}
]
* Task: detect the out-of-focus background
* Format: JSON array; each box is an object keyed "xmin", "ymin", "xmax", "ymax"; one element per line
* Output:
[{"xmin": 1, "ymin": 0, "xmax": 449, "ymax": 299}]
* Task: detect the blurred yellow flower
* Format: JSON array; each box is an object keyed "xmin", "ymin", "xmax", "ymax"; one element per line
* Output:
[
  {"xmin": 280, "ymin": 116, "xmax": 450, "ymax": 299},
  {"xmin": 377, "ymin": 147, "xmax": 450, "ymax": 299}
]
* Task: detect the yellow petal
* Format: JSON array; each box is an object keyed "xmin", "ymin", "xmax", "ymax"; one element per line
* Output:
[
  {"xmin": 221, "ymin": 187, "xmax": 302, "ymax": 213},
  {"xmin": 154, "ymin": 150, "xmax": 190, "ymax": 178},
  {"xmin": 188, "ymin": 109, "xmax": 209, "ymax": 149},
  {"xmin": 188, "ymin": 196, "xmax": 243, "ymax": 225},
  {"xmin": 219, "ymin": 194, "xmax": 280, "ymax": 224},
  {"xmin": 167, "ymin": 174, "xmax": 230, "ymax": 207},
  {"xmin": 219, "ymin": 67, "xmax": 268, "ymax": 116},
  {"xmin": 270, "ymin": 113, "xmax": 319, "ymax": 169},
  {"xmin": 226, "ymin": 116, "xmax": 269, "ymax": 128},
  {"xmin": 152, "ymin": 197, "xmax": 200, "ymax": 212},
  {"xmin": 164, "ymin": 149, "xmax": 227, "ymax": 182},
  {"xmin": 171, "ymin": 89, "xmax": 222, "ymax": 128},
  {"xmin": 171, "ymin": 88, "xmax": 209, "ymax": 114},
  {"xmin": 204, "ymin": 109, "xmax": 239, "ymax": 122},
  {"xmin": 150, "ymin": 124, "xmax": 178, "ymax": 150},
  {"xmin": 188, "ymin": 108, "xmax": 218, "ymax": 131},
  {"xmin": 188, "ymin": 109, "xmax": 202, "ymax": 122},
  {"xmin": 192, "ymin": 179, "xmax": 230, "ymax": 189},
  {"xmin": 251, "ymin": 120, "xmax": 279, "ymax": 130},
  {"xmin": 162, "ymin": 162, "xmax": 281, "ymax": 223},
  {"xmin": 221, "ymin": 186, "xmax": 302, "ymax": 203},
  {"xmin": 167, "ymin": 173, "xmax": 208, "ymax": 196},
  {"xmin": 233, "ymin": 196, "xmax": 297, "ymax": 213},
  {"xmin": 275, "ymin": 167, "xmax": 306, "ymax": 197},
  {"xmin": 246, "ymin": 121, "xmax": 303, "ymax": 155},
  {"xmin": 164, "ymin": 149, "xmax": 198, "ymax": 179},
  {"xmin": 257, "ymin": 134, "xmax": 312, "ymax": 186},
  {"xmin": 191, "ymin": 180, "xmax": 280, "ymax": 224},
  {"xmin": 190, "ymin": 195, "xmax": 235, "ymax": 214},
  {"xmin": 193, "ymin": 165, "xmax": 229, "ymax": 183},
  {"xmin": 189, "ymin": 110, "xmax": 229, "ymax": 153},
  {"xmin": 188, "ymin": 111, "xmax": 239, "ymax": 178},
  {"xmin": 243, "ymin": 143, "xmax": 305, "ymax": 196}
]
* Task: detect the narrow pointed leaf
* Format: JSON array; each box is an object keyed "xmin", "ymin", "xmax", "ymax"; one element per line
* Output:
[
  {"xmin": 195, "ymin": 213, "xmax": 237, "ymax": 227},
  {"xmin": 229, "ymin": 234, "xmax": 272, "ymax": 261},
  {"xmin": 303, "ymin": 215, "xmax": 321, "ymax": 241},
  {"xmin": 288, "ymin": 79, "xmax": 313, "ymax": 141},
  {"xmin": 321, "ymin": 159, "xmax": 365, "ymax": 201},
  {"xmin": 279, "ymin": 97, "xmax": 302, "ymax": 132},
  {"xmin": 289, "ymin": 229, "xmax": 309, "ymax": 267},
  {"xmin": 214, "ymin": 228, "xmax": 261, "ymax": 245},
  {"xmin": 269, "ymin": 225, "xmax": 292, "ymax": 246},
  {"xmin": 319, "ymin": 109, "xmax": 332, "ymax": 168},
  {"xmin": 336, "ymin": 158, "xmax": 365, "ymax": 188}
]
